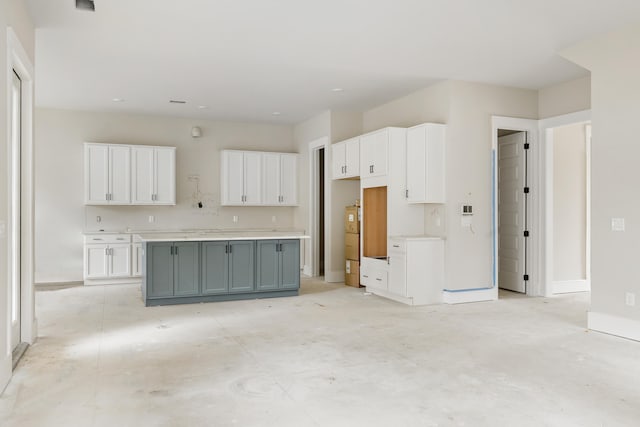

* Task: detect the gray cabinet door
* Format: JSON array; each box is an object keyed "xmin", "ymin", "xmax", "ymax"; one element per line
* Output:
[
  {"xmin": 280, "ymin": 240, "xmax": 300, "ymax": 290},
  {"xmin": 256, "ymin": 240, "xmax": 279, "ymax": 291},
  {"xmin": 229, "ymin": 241, "xmax": 255, "ymax": 293},
  {"xmin": 147, "ymin": 242, "xmax": 174, "ymax": 298},
  {"xmin": 201, "ymin": 242, "xmax": 228, "ymax": 295},
  {"xmin": 174, "ymin": 242, "xmax": 200, "ymax": 296}
]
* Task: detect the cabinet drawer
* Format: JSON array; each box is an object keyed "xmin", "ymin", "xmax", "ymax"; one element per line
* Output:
[
  {"xmin": 85, "ymin": 234, "xmax": 131, "ymax": 244},
  {"xmin": 389, "ymin": 239, "xmax": 406, "ymax": 253}
]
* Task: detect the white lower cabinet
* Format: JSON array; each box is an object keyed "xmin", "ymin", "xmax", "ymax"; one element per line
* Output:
[
  {"xmin": 84, "ymin": 234, "xmax": 138, "ymax": 283},
  {"xmin": 132, "ymin": 243, "xmax": 143, "ymax": 277},
  {"xmin": 361, "ymin": 257, "xmax": 388, "ymax": 291},
  {"xmin": 387, "ymin": 237, "xmax": 444, "ymax": 305}
]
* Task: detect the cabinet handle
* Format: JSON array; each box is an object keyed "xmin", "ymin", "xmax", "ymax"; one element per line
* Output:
[
  {"xmin": 170, "ymin": 246, "xmax": 174, "ymax": 255},
  {"xmin": 376, "ymin": 278, "xmax": 382, "ymax": 281},
  {"xmin": 393, "ymin": 245, "xmax": 400, "ymax": 248},
  {"xmin": 228, "ymin": 245, "xmax": 232, "ymax": 254},
  {"xmin": 369, "ymin": 165, "xmax": 373, "ymax": 174},
  {"xmin": 105, "ymin": 247, "xmax": 109, "ymax": 256},
  {"xmin": 175, "ymin": 246, "xmax": 178, "ymax": 255},
  {"xmin": 225, "ymin": 244, "xmax": 228, "ymax": 254},
  {"xmin": 363, "ymin": 275, "xmax": 369, "ymax": 278},
  {"xmin": 406, "ymin": 189, "xmax": 409, "ymax": 198}
]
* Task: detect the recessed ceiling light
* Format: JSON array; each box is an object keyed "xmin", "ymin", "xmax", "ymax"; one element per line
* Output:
[
  {"xmin": 197, "ymin": 105, "xmax": 208, "ymax": 109},
  {"xmin": 331, "ymin": 88, "xmax": 344, "ymax": 92},
  {"xmin": 272, "ymin": 112, "xmax": 281, "ymax": 116},
  {"xmin": 112, "ymin": 98, "xmax": 124, "ymax": 102}
]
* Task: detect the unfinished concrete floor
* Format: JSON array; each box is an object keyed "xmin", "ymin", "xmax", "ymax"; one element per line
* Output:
[{"xmin": 1, "ymin": 278, "xmax": 639, "ymax": 426}]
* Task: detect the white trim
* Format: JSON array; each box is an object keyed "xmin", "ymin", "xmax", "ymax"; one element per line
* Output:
[
  {"xmin": 553, "ymin": 280, "xmax": 589, "ymax": 294},
  {"xmin": 6, "ymin": 28, "xmax": 36, "ymax": 350},
  {"xmin": 0, "ymin": 353, "xmax": 11, "ymax": 393},
  {"xmin": 308, "ymin": 137, "xmax": 330, "ymax": 278},
  {"xmin": 588, "ymin": 312, "xmax": 640, "ymax": 342},
  {"xmin": 539, "ymin": 110, "xmax": 591, "ymax": 297},
  {"xmin": 491, "ymin": 117, "xmax": 541, "ymax": 297},
  {"xmin": 443, "ymin": 288, "xmax": 497, "ymax": 304},
  {"xmin": 585, "ymin": 124, "xmax": 592, "ymax": 288}
]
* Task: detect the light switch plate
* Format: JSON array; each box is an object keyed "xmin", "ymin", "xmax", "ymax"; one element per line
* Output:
[
  {"xmin": 626, "ymin": 292, "xmax": 636, "ymax": 307},
  {"xmin": 611, "ymin": 218, "xmax": 625, "ymax": 232}
]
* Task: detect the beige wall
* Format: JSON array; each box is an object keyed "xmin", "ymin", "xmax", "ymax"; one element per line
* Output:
[
  {"xmin": 553, "ymin": 123, "xmax": 587, "ymax": 281},
  {"xmin": 35, "ymin": 108, "xmax": 296, "ymax": 283},
  {"xmin": 563, "ymin": 23, "xmax": 640, "ymax": 326},
  {"xmin": 538, "ymin": 76, "xmax": 591, "ymax": 119}
]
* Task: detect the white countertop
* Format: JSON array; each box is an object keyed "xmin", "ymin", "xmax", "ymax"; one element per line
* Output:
[
  {"xmin": 389, "ymin": 235, "xmax": 445, "ymax": 241},
  {"xmin": 133, "ymin": 230, "xmax": 310, "ymax": 242}
]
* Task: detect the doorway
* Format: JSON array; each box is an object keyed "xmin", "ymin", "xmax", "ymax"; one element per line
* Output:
[
  {"xmin": 309, "ymin": 137, "xmax": 329, "ymax": 278},
  {"xmin": 497, "ymin": 130, "xmax": 529, "ymax": 293},
  {"xmin": 317, "ymin": 148, "xmax": 325, "ymax": 276},
  {"xmin": 9, "ymin": 69, "xmax": 22, "ymax": 353}
]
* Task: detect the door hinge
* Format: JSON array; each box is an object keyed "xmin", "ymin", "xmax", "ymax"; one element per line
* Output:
[
  {"xmin": 524, "ymin": 230, "xmax": 529, "ymax": 237},
  {"xmin": 523, "ymin": 274, "xmax": 529, "ymax": 281},
  {"xmin": 524, "ymin": 187, "xmax": 530, "ymax": 194},
  {"xmin": 524, "ymin": 143, "xmax": 530, "ymax": 150}
]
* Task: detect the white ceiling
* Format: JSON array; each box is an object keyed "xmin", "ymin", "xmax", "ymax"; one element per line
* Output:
[{"xmin": 26, "ymin": 0, "xmax": 640, "ymax": 124}]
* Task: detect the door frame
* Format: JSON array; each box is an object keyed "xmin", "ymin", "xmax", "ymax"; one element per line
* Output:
[
  {"xmin": 4, "ymin": 27, "xmax": 36, "ymax": 382},
  {"xmin": 539, "ymin": 110, "xmax": 592, "ymax": 296},
  {"xmin": 491, "ymin": 117, "xmax": 541, "ymax": 297},
  {"xmin": 307, "ymin": 137, "xmax": 330, "ymax": 277}
]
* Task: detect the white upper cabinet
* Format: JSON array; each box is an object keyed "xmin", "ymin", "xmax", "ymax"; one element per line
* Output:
[
  {"xmin": 132, "ymin": 146, "xmax": 176, "ymax": 205},
  {"xmin": 221, "ymin": 150, "xmax": 263, "ymax": 206},
  {"xmin": 406, "ymin": 123, "xmax": 446, "ymax": 203},
  {"xmin": 222, "ymin": 150, "xmax": 298, "ymax": 206},
  {"xmin": 360, "ymin": 130, "xmax": 388, "ymax": 178},
  {"xmin": 85, "ymin": 143, "xmax": 131, "ymax": 204},
  {"xmin": 332, "ymin": 137, "xmax": 360, "ymax": 179}
]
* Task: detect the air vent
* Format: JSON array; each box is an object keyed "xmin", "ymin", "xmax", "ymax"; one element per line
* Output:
[
  {"xmin": 76, "ymin": 0, "xmax": 95, "ymax": 11},
  {"xmin": 169, "ymin": 100, "xmax": 187, "ymax": 104}
]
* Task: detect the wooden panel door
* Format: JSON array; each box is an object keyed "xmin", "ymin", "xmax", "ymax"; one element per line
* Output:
[
  {"xmin": 279, "ymin": 240, "xmax": 300, "ymax": 289},
  {"xmin": 147, "ymin": 243, "xmax": 174, "ymax": 298},
  {"xmin": 201, "ymin": 242, "xmax": 229, "ymax": 295},
  {"xmin": 174, "ymin": 242, "xmax": 200, "ymax": 296},
  {"xmin": 256, "ymin": 240, "xmax": 279, "ymax": 291},
  {"xmin": 363, "ymin": 186, "xmax": 387, "ymax": 258},
  {"xmin": 229, "ymin": 241, "xmax": 255, "ymax": 292}
]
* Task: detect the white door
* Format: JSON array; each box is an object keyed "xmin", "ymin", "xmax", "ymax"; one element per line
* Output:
[
  {"xmin": 85, "ymin": 144, "xmax": 109, "ymax": 204},
  {"xmin": 132, "ymin": 146, "xmax": 155, "ymax": 203},
  {"xmin": 243, "ymin": 152, "xmax": 262, "ymax": 205},
  {"xmin": 360, "ymin": 134, "xmax": 374, "ymax": 177},
  {"xmin": 371, "ymin": 131, "xmax": 388, "ymax": 176},
  {"xmin": 262, "ymin": 153, "xmax": 281, "ymax": 205},
  {"xmin": 280, "ymin": 154, "xmax": 297, "ymax": 205},
  {"xmin": 109, "ymin": 244, "xmax": 132, "ymax": 277},
  {"xmin": 154, "ymin": 147, "xmax": 175, "ymax": 204},
  {"xmin": 9, "ymin": 70, "xmax": 21, "ymax": 350},
  {"xmin": 109, "ymin": 145, "xmax": 131, "ymax": 204},
  {"xmin": 85, "ymin": 245, "xmax": 108, "ymax": 279},
  {"xmin": 498, "ymin": 132, "xmax": 527, "ymax": 293},
  {"xmin": 132, "ymin": 243, "xmax": 143, "ymax": 276},
  {"xmin": 223, "ymin": 151, "xmax": 245, "ymax": 205},
  {"xmin": 345, "ymin": 138, "xmax": 360, "ymax": 177},
  {"xmin": 407, "ymin": 126, "xmax": 427, "ymax": 202},
  {"xmin": 332, "ymin": 142, "xmax": 346, "ymax": 179}
]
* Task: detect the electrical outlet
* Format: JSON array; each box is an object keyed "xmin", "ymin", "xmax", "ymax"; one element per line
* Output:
[
  {"xmin": 611, "ymin": 218, "xmax": 625, "ymax": 231},
  {"xmin": 96, "ymin": 216, "xmax": 101, "ymax": 223},
  {"xmin": 626, "ymin": 292, "xmax": 636, "ymax": 307},
  {"xmin": 233, "ymin": 215, "xmax": 238, "ymax": 223},
  {"xmin": 148, "ymin": 215, "xmax": 155, "ymax": 223}
]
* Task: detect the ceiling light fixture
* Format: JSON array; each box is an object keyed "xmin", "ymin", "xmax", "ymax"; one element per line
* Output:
[
  {"xmin": 197, "ymin": 105, "xmax": 208, "ymax": 109},
  {"xmin": 76, "ymin": 0, "xmax": 95, "ymax": 11},
  {"xmin": 169, "ymin": 100, "xmax": 187, "ymax": 104},
  {"xmin": 331, "ymin": 88, "xmax": 344, "ymax": 92},
  {"xmin": 272, "ymin": 112, "xmax": 281, "ymax": 116},
  {"xmin": 112, "ymin": 98, "xmax": 124, "ymax": 102}
]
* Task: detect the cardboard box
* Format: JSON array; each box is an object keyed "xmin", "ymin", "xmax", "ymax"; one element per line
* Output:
[
  {"xmin": 345, "ymin": 206, "xmax": 360, "ymax": 234},
  {"xmin": 345, "ymin": 232, "xmax": 360, "ymax": 261},
  {"xmin": 345, "ymin": 259, "xmax": 361, "ymax": 287}
]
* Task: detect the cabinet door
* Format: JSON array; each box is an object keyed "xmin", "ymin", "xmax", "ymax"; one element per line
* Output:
[
  {"xmin": 109, "ymin": 243, "xmax": 132, "ymax": 277},
  {"xmin": 345, "ymin": 138, "xmax": 360, "ymax": 177},
  {"xmin": 85, "ymin": 144, "xmax": 109, "ymax": 204},
  {"xmin": 256, "ymin": 240, "xmax": 279, "ymax": 290},
  {"xmin": 229, "ymin": 241, "xmax": 255, "ymax": 293},
  {"xmin": 109, "ymin": 145, "xmax": 131, "ymax": 204},
  {"xmin": 85, "ymin": 244, "xmax": 108, "ymax": 279},
  {"xmin": 279, "ymin": 240, "xmax": 300, "ymax": 289},
  {"xmin": 370, "ymin": 131, "xmax": 388, "ymax": 177},
  {"xmin": 280, "ymin": 154, "xmax": 297, "ymax": 205},
  {"xmin": 155, "ymin": 147, "xmax": 176, "ymax": 204},
  {"xmin": 131, "ymin": 146, "xmax": 155, "ymax": 204},
  {"xmin": 243, "ymin": 152, "xmax": 262, "ymax": 205},
  {"xmin": 406, "ymin": 126, "xmax": 427, "ymax": 202},
  {"xmin": 132, "ymin": 243, "xmax": 143, "ymax": 277},
  {"xmin": 332, "ymin": 142, "xmax": 346, "ymax": 179},
  {"xmin": 174, "ymin": 242, "xmax": 200, "ymax": 296},
  {"xmin": 201, "ymin": 242, "xmax": 229, "ymax": 295},
  {"xmin": 222, "ymin": 151, "xmax": 245, "ymax": 205},
  {"xmin": 388, "ymin": 253, "xmax": 407, "ymax": 297},
  {"xmin": 424, "ymin": 125, "xmax": 446, "ymax": 203},
  {"xmin": 147, "ymin": 243, "xmax": 174, "ymax": 297},
  {"xmin": 359, "ymin": 133, "xmax": 374, "ymax": 177},
  {"xmin": 262, "ymin": 153, "xmax": 281, "ymax": 205}
]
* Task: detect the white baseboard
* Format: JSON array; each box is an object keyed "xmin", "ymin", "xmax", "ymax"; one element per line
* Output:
[
  {"xmin": 34, "ymin": 273, "xmax": 84, "ymax": 284},
  {"xmin": 84, "ymin": 278, "xmax": 142, "ymax": 286},
  {"xmin": 0, "ymin": 353, "xmax": 11, "ymax": 394},
  {"xmin": 325, "ymin": 270, "xmax": 344, "ymax": 283},
  {"xmin": 588, "ymin": 311, "xmax": 640, "ymax": 342},
  {"xmin": 302, "ymin": 265, "xmax": 312, "ymax": 277},
  {"xmin": 553, "ymin": 279, "xmax": 589, "ymax": 294},
  {"xmin": 443, "ymin": 288, "xmax": 497, "ymax": 304}
]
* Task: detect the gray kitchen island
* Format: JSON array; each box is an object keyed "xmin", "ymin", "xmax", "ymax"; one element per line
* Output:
[{"xmin": 136, "ymin": 231, "xmax": 309, "ymax": 306}]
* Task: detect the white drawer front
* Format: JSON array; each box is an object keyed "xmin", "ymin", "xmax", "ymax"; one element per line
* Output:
[{"xmin": 84, "ymin": 234, "xmax": 131, "ymax": 244}]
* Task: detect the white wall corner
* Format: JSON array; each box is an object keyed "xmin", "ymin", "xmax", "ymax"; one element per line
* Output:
[
  {"xmin": 553, "ymin": 280, "xmax": 589, "ymax": 294},
  {"xmin": 325, "ymin": 270, "xmax": 344, "ymax": 284},
  {"xmin": 588, "ymin": 312, "xmax": 640, "ymax": 342},
  {"xmin": 0, "ymin": 353, "xmax": 12, "ymax": 394}
]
